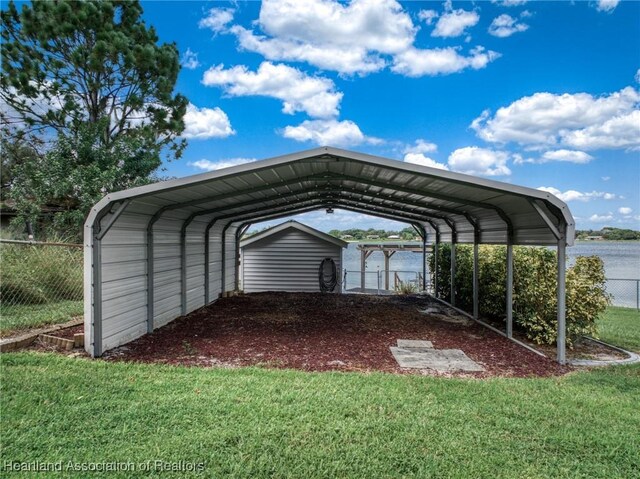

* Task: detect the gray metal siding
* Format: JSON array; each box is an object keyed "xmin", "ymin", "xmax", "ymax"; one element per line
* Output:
[
  {"xmin": 242, "ymin": 229, "xmax": 342, "ymax": 293},
  {"xmin": 97, "ymin": 211, "xmax": 151, "ymax": 352}
]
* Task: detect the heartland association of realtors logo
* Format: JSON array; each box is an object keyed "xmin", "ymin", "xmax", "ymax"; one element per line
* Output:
[{"xmin": 3, "ymin": 460, "xmax": 206, "ymax": 473}]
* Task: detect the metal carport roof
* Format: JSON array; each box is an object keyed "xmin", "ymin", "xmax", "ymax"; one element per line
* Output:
[{"xmin": 85, "ymin": 146, "xmax": 574, "ymax": 362}]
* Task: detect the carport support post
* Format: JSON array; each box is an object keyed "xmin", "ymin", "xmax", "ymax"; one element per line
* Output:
[
  {"xmin": 221, "ymin": 223, "xmax": 231, "ymax": 295},
  {"xmin": 506, "ymin": 242, "xmax": 513, "ymax": 338},
  {"xmin": 422, "ymin": 234, "xmax": 427, "ymax": 291},
  {"xmin": 92, "ymin": 235, "xmax": 103, "ymax": 357},
  {"xmin": 383, "ymin": 251, "xmax": 395, "ymax": 290},
  {"xmin": 235, "ymin": 224, "xmax": 251, "ymax": 291},
  {"xmin": 473, "ymin": 241, "xmax": 479, "ymax": 320},
  {"xmin": 557, "ymin": 223, "xmax": 567, "ymax": 364},
  {"xmin": 450, "ymin": 235, "xmax": 457, "ymax": 307},
  {"xmin": 360, "ymin": 249, "xmax": 373, "ymax": 290},
  {"xmin": 204, "ymin": 221, "xmax": 215, "ymax": 305},
  {"xmin": 433, "ymin": 233, "xmax": 439, "ymax": 298}
]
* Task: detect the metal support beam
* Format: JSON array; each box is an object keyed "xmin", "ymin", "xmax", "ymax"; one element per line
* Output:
[
  {"xmin": 383, "ymin": 251, "xmax": 395, "ymax": 290},
  {"xmin": 506, "ymin": 242, "xmax": 513, "ymax": 338},
  {"xmin": 422, "ymin": 229, "xmax": 427, "ymax": 292},
  {"xmin": 450, "ymin": 232, "xmax": 457, "ymax": 307},
  {"xmin": 95, "ymin": 200, "xmax": 131, "ymax": 241},
  {"xmin": 434, "ymin": 232, "xmax": 440, "ymax": 298},
  {"xmin": 473, "ymin": 242, "xmax": 479, "ymax": 320},
  {"xmin": 234, "ymin": 224, "xmax": 250, "ymax": 291},
  {"xmin": 557, "ymin": 222, "xmax": 567, "ymax": 364},
  {"xmin": 91, "ymin": 204, "xmax": 115, "ymax": 357},
  {"xmin": 221, "ymin": 223, "xmax": 231, "ymax": 295},
  {"xmin": 92, "ymin": 236, "xmax": 103, "ymax": 356},
  {"xmin": 180, "ymin": 216, "xmax": 197, "ymax": 316},
  {"xmin": 530, "ymin": 200, "xmax": 562, "ymax": 240},
  {"xmin": 204, "ymin": 220, "xmax": 216, "ymax": 305},
  {"xmin": 360, "ymin": 250, "xmax": 373, "ymax": 290}
]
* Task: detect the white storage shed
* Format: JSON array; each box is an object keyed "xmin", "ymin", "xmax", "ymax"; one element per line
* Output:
[{"xmin": 240, "ymin": 221, "xmax": 347, "ymax": 293}]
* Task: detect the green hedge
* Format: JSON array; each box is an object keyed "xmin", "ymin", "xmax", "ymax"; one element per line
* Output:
[{"xmin": 429, "ymin": 245, "xmax": 610, "ymax": 346}]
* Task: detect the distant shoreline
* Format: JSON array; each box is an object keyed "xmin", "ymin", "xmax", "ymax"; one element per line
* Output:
[{"xmin": 341, "ymin": 239, "xmax": 640, "ymax": 244}]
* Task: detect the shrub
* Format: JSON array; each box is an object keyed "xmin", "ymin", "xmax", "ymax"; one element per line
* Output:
[
  {"xmin": 395, "ymin": 281, "xmax": 418, "ymax": 295},
  {"xmin": 429, "ymin": 244, "xmax": 610, "ymax": 346}
]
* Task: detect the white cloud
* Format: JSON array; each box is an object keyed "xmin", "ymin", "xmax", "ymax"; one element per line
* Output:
[
  {"xmin": 189, "ymin": 158, "xmax": 256, "ymax": 171},
  {"xmin": 589, "ymin": 213, "xmax": 614, "ymax": 222},
  {"xmin": 182, "ymin": 103, "xmax": 235, "ymax": 139},
  {"xmin": 540, "ymin": 149, "xmax": 595, "ymax": 164},
  {"xmin": 214, "ymin": 0, "xmax": 498, "ymax": 78},
  {"xmin": 282, "ymin": 119, "xmax": 381, "ymax": 147},
  {"xmin": 561, "ymin": 110, "xmax": 640, "ymax": 150},
  {"xmin": 418, "ymin": 10, "xmax": 438, "ymax": 25},
  {"xmin": 596, "ymin": 0, "xmax": 620, "ymax": 13},
  {"xmin": 403, "ymin": 139, "xmax": 438, "ymax": 155},
  {"xmin": 488, "ymin": 14, "xmax": 529, "ymax": 38},
  {"xmin": 492, "ymin": 0, "xmax": 528, "ymax": 6},
  {"xmin": 227, "ymin": 0, "xmax": 415, "ymax": 76},
  {"xmin": 619, "ymin": 207, "xmax": 633, "ymax": 215},
  {"xmin": 432, "ymin": 5, "xmax": 479, "ymax": 38},
  {"xmin": 202, "ymin": 62, "xmax": 343, "ymax": 118},
  {"xmin": 447, "ymin": 147, "xmax": 511, "ymax": 176},
  {"xmin": 514, "ymin": 150, "xmax": 594, "ymax": 164},
  {"xmin": 404, "ymin": 153, "xmax": 449, "ymax": 170},
  {"xmin": 181, "ymin": 48, "xmax": 200, "ymax": 70},
  {"xmin": 602, "ymin": 176, "xmax": 611, "ymax": 181},
  {"xmin": 392, "ymin": 46, "xmax": 499, "ymax": 77},
  {"xmin": 471, "ymin": 86, "xmax": 640, "ymax": 150},
  {"xmin": 199, "ymin": 7, "xmax": 235, "ymax": 33},
  {"xmin": 537, "ymin": 187, "xmax": 619, "ymax": 202},
  {"xmin": 635, "ymin": 69, "xmax": 640, "ymax": 84}
]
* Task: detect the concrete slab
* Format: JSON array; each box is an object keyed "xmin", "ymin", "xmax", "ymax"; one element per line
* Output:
[
  {"xmin": 390, "ymin": 347, "xmax": 484, "ymax": 372},
  {"xmin": 397, "ymin": 339, "xmax": 434, "ymax": 349}
]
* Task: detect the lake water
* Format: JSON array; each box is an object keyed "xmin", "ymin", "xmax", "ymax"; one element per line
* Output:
[{"xmin": 342, "ymin": 241, "xmax": 640, "ymax": 308}]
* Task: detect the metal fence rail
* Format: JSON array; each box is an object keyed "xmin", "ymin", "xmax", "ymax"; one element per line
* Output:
[
  {"xmin": 605, "ymin": 278, "xmax": 640, "ymax": 310},
  {"xmin": 343, "ymin": 270, "xmax": 427, "ymax": 294},
  {"xmin": 0, "ymin": 240, "xmax": 84, "ymax": 328}
]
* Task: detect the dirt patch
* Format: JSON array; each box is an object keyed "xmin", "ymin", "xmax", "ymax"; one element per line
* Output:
[{"xmin": 101, "ymin": 292, "xmax": 571, "ymax": 378}]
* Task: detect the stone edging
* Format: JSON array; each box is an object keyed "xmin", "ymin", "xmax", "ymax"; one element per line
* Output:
[
  {"xmin": 568, "ymin": 337, "xmax": 640, "ymax": 367},
  {"xmin": 0, "ymin": 318, "xmax": 83, "ymax": 353}
]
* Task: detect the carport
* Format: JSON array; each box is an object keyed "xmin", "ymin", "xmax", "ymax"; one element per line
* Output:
[{"xmin": 84, "ymin": 146, "xmax": 575, "ymax": 362}]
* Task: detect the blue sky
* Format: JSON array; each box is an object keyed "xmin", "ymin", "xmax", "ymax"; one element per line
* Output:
[{"xmin": 141, "ymin": 0, "xmax": 639, "ymax": 232}]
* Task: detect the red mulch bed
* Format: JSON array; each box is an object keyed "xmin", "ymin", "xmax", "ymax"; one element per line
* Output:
[{"xmin": 102, "ymin": 292, "xmax": 571, "ymax": 378}]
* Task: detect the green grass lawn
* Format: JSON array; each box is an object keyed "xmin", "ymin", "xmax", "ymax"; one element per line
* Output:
[
  {"xmin": 597, "ymin": 306, "xmax": 640, "ymax": 353},
  {"xmin": 0, "ymin": 300, "xmax": 83, "ymax": 336},
  {"xmin": 2, "ymin": 353, "xmax": 639, "ymax": 478}
]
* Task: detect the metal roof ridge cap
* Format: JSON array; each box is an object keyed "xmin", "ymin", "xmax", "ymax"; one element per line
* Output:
[{"xmin": 239, "ymin": 220, "xmax": 348, "ymax": 249}]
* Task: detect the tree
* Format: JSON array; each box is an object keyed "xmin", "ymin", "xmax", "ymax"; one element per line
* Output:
[
  {"xmin": 1, "ymin": 0, "xmax": 188, "ymax": 235},
  {"xmin": 9, "ymin": 121, "xmax": 164, "ymax": 239},
  {"xmin": 0, "ymin": 126, "xmax": 40, "ymax": 201}
]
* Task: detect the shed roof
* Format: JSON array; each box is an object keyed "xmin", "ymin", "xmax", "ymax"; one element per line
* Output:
[
  {"xmin": 87, "ymin": 146, "xmax": 574, "ymax": 246},
  {"xmin": 240, "ymin": 220, "xmax": 348, "ymax": 249}
]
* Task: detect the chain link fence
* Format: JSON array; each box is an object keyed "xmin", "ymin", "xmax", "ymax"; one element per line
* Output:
[
  {"xmin": 0, "ymin": 240, "xmax": 84, "ymax": 333},
  {"xmin": 605, "ymin": 278, "xmax": 640, "ymax": 310}
]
